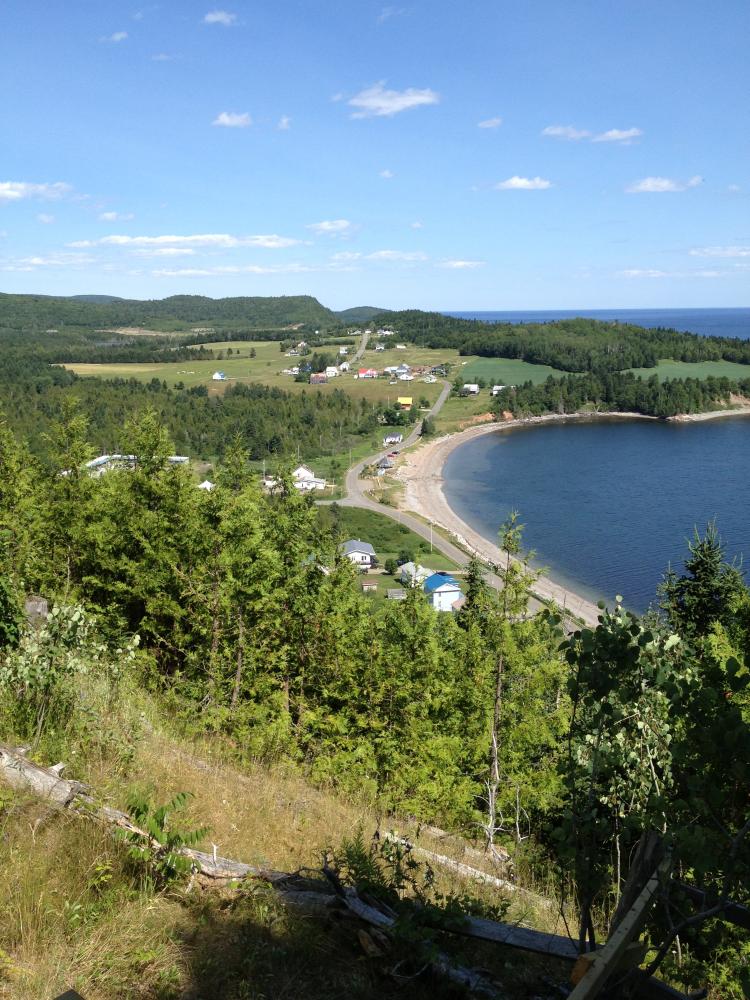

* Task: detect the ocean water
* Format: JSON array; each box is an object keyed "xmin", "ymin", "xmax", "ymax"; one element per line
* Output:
[
  {"xmin": 443, "ymin": 418, "xmax": 750, "ymax": 613},
  {"xmin": 446, "ymin": 308, "xmax": 750, "ymax": 341}
]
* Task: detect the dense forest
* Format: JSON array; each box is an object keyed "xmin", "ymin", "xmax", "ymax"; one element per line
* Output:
[
  {"xmin": 493, "ymin": 371, "xmax": 750, "ymax": 419},
  {"xmin": 376, "ymin": 310, "xmax": 750, "ymax": 373},
  {"xmin": 0, "ymin": 410, "xmax": 748, "ymax": 996},
  {"xmin": 0, "ymin": 291, "xmax": 339, "ymax": 332}
]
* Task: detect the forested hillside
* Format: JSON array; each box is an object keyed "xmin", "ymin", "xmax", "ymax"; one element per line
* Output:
[
  {"xmin": 377, "ymin": 310, "xmax": 750, "ymax": 372},
  {"xmin": 0, "ymin": 291, "xmax": 338, "ymax": 332},
  {"xmin": 0, "ymin": 408, "xmax": 748, "ymax": 997}
]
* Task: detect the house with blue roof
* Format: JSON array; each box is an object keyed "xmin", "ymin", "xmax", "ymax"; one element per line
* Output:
[{"xmin": 423, "ymin": 572, "xmax": 463, "ymax": 612}]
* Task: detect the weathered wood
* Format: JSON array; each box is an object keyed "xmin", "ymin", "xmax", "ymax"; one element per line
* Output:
[
  {"xmin": 610, "ymin": 831, "xmax": 664, "ymax": 935},
  {"xmin": 568, "ymin": 857, "xmax": 670, "ymax": 1000},
  {"xmin": 427, "ymin": 912, "xmax": 578, "ymax": 960},
  {"xmin": 0, "ymin": 742, "xmax": 84, "ymax": 805}
]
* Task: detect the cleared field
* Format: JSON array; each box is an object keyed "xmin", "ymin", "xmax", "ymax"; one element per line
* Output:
[
  {"xmin": 62, "ymin": 340, "xmax": 447, "ymax": 406},
  {"xmin": 627, "ymin": 358, "xmax": 750, "ymax": 382},
  {"xmin": 460, "ymin": 357, "xmax": 563, "ymax": 385}
]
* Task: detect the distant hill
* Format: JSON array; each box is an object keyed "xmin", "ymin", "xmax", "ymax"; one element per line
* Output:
[
  {"xmin": 335, "ymin": 306, "xmax": 391, "ymax": 323},
  {"xmin": 0, "ymin": 292, "xmax": 337, "ymax": 330}
]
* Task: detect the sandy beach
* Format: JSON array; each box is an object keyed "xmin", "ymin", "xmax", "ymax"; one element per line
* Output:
[{"xmin": 393, "ymin": 406, "xmax": 750, "ymax": 627}]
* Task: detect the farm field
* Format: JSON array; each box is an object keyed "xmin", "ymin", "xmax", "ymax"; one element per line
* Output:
[
  {"xmin": 626, "ymin": 358, "xmax": 750, "ymax": 382},
  {"xmin": 61, "ymin": 340, "xmax": 448, "ymax": 406},
  {"xmin": 459, "ymin": 357, "xmax": 565, "ymax": 385}
]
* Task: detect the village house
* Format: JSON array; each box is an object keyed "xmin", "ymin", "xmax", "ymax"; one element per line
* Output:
[
  {"xmin": 395, "ymin": 343, "xmax": 407, "ymax": 350},
  {"xmin": 400, "ymin": 562, "xmax": 432, "ymax": 586},
  {"xmin": 338, "ymin": 360, "xmax": 350, "ymax": 372},
  {"xmin": 376, "ymin": 456, "xmax": 394, "ymax": 475},
  {"xmin": 383, "ymin": 432, "xmax": 403, "ymax": 445},
  {"xmin": 212, "ymin": 371, "xmax": 227, "ymax": 381},
  {"xmin": 398, "ymin": 373, "xmax": 414, "ymax": 381},
  {"xmin": 492, "ymin": 384, "xmax": 513, "ymax": 395},
  {"xmin": 378, "ymin": 329, "xmax": 395, "ymax": 337},
  {"xmin": 357, "ymin": 367, "xmax": 379, "ymax": 379},
  {"xmin": 324, "ymin": 366, "xmax": 339, "ymax": 378},
  {"xmin": 341, "ymin": 539, "xmax": 376, "ymax": 570},
  {"xmin": 338, "ymin": 346, "xmax": 349, "ymax": 355},
  {"xmin": 82, "ymin": 454, "xmax": 190, "ymax": 478},
  {"xmin": 374, "ymin": 343, "xmax": 385, "ymax": 351},
  {"xmin": 423, "ymin": 572, "xmax": 463, "ymax": 612},
  {"xmin": 463, "ymin": 383, "xmax": 480, "ymax": 395},
  {"xmin": 292, "ymin": 465, "xmax": 326, "ymax": 492},
  {"xmin": 397, "ymin": 396, "xmax": 413, "ymax": 409},
  {"xmin": 309, "ymin": 372, "xmax": 327, "ymax": 385}
]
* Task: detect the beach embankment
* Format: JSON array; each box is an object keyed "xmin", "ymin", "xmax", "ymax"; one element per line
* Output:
[{"xmin": 393, "ymin": 404, "xmax": 750, "ymax": 627}]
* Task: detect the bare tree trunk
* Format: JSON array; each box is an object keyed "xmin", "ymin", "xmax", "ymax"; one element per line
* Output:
[{"xmin": 230, "ymin": 611, "xmax": 244, "ymax": 714}]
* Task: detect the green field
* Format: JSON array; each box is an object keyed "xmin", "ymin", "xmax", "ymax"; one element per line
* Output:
[
  {"xmin": 459, "ymin": 357, "xmax": 564, "ymax": 385},
  {"xmin": 627, "ymin": 359, "xmax": 750, "ymax": 382},
  {"xmin": 322, "ymin": 506, "xmax": 459, "ymax": 572}
]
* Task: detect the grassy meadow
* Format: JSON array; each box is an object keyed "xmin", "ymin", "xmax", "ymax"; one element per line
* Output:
[{"xmin": 626, "ymin": 358, "xmax": 750, "ymax": 382}]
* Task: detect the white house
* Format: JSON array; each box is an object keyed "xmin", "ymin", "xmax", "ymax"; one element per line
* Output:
[
  {"xmin": 81, "ymin": 454, "xmax": 189, "ymax": 478},
  {"xmin": 212, "ymin": 371, "xmax": 227, "ymax": 381},
  {"xmin": 339, "ymin": 346, "xmax": 349, "ymax": 355},
  {"xmin": 341, "ymin": 539, "xmax": 376, "ymax": 569},
  {"xmin": 339, "ymin": 361, "xmax": 350, "ymax": 372},
  {"xmin": 375, "ymin": 343, "xmax": 385, "ymax": 351},
  {"xmin": 383, "ymin": 432, "xmax": 403, "ymax": 445},
  {"xmin": 292, "ymin": 465, "xmax": 326, "ymax": 491},
  {"xmin": 325, "ymin": 366, "xmax": 339, "ymax": 378},
  {"xmin": 358, "ymin": 367, "xmax": 379, "ymax": 379},
  {"xmin": 463, "ymin": 383, "xmax": 480, "ymax": 395},
  {"xmin": 491, "ymin": 385, "xmax": 507, "ymax": 396},
  {"xmin": 395, "ymin": 343, "xmax": 407, "ymax": 350},
  {"xmin": 400, "ymin": 562, "xmax": 432, "ymax": 586},
  {"xmin": 423, "ymin": 572, "xmax": 463, "ymax": 612}
]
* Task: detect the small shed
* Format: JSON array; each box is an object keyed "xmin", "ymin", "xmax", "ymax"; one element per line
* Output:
[
  {"xmin": 361, "ymin": 580, "xmax": 378, "ymax": 594},
  {"xmin": 387, "ymin": 588, "xmax": 407, "ymax": 601}
]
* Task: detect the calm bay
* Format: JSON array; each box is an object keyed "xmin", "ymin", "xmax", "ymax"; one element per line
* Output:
[{"xmin": 442, "ymin": 417, "xmax": 750, "ymax": 613}]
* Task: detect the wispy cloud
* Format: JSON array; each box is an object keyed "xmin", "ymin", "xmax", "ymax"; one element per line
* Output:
[
  {"xmin": 1, "ymin": 252, "xmax": 94, "ymax": 272},
  {"xmin": 410, "ymin": 221, "xmax": 423, "ymax": 229},
  {"xmin": 36, "ymin": 213, "xmax": 55, "ymax": 224},
  {"xmin": 0, "ymin": 181, "xmax": 72, "ymax": 202},
  {"xmin": 626, "ymin": 175, "xmax": 702, "ymax": 193},
  {"xmin": 277, "ymin": 115, "xmax": 291, "ymax": 130},
  {"xmin": 377, "ymin": 6, "xmax": 408, "ymax": 23},
  {"xmin": 618, "ymin": 268, "xmax": 722, "ymax": 278},
  {"xmin": 477, "ymin": 117, "xmax": 502, "ymax": 129},
  {"xmin": 101, "ymin": 30, "xmax": 128, "ymax": 42},
  {"xmin": 542, "ymin": 124, "xmax": 590, "ymax": 140},
  {"xmin": 496, "ymin": 176, "xmax": 552, "ymax": 190},
  {"xmin": 152, "ymin": 52, "xmax": 175, "ymax": 62},
  {"xmin": 212, "ymin": 111, "xmax": 251, "ymax": 128},
  {"xmin": 727, "ymin": 184, "xmax": 742, "ymax": 193},
  {"xmin": 689, "ymin": 245, "xmax": 750, "ymax": 258},
  {"xmin": 306, "ymin": 219, "xmax": 353, "ymax": 236},
  {"xmin": 348, "ymin": 82, "xmax": 439, "ymax": 118},
  {"xmin": 133, "ymin": 247, "xmax": 197, "ymax": 257},
  {"xmin": 98, "ymin": 211, "xmax": 134, "ymax": 221},
  {"xmin": 153, "ymin": 263, "xmax": 315, "ymax": 277},
  {"xmin": 437, "ymin": 259, "xmax": 485, "ymax": 269},
  {"xmin": 543, "ymin": 124, "xmax": 643, "ymax": 144},
  {"xmin": 69, "ymin": 233, "xmax": 300, "ymax": 249},
  {"xmin": 592, "ymin": 127, "xmax": 642, "ymax": 144},
  {"xmin": 203, "ymin": 10, "xmax": 236, "ymax": 25},
  {"xmin": 379, "ymin": 169, "xmax": 394, "ymax": 179},
  {"xmin": 367, "ymin": 249, "xmax": 427, "ymax": 262}
]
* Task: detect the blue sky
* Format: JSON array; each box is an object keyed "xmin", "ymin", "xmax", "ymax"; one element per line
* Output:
[{"xmin": 1, "ymin": 0, "xmax": 748, "ymax": 309}]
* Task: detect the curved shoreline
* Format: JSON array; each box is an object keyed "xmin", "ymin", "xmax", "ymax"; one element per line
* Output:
[{"xmin": 394, "ymin": 407, "xmax": 750, "ymax": 626}]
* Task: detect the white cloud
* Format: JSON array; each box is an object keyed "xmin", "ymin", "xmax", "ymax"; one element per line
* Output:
[
  {"xmin": 377, "ymin": 6, "xmax": 408, "ymax": 23},
  {"xmin": 437, "ymin": 259, "xmax": 485, "ymax": 269},
  {"xmin": 348, "ymin": 81, "xmax": 439, "ymax": 118},
  {"xmin": 367, "ymin": 249, "xmax": 427, "ymax": 261},
  {"xmin": 410, "ymin": 221, "xmax": 423, "ymax": 229},
  {"xmin": 101, "ymin": 30, "xmax": 128, "ymax": 42},
  {"xmin": 618, "ymin": 268, "xmax": 723, "ymax": 279},
  {"xmin": 477, "ymin": 117, "xmax": 502, "ymax": 129},
  {"xmin": 592, "ymin": 127, "xmax": 642, "ymax": 144},
  {"xmin": 626, "ymin": 175, "xmax": 702, "ymax": 193},
  {"xmin": 152, "ymin": 52, "xmax": 174, "ymax": 61},
  {"xmin": 277, "ymin": 115, "xmax": 291, "ymax": 130},
  {"xmin": 98, "ymin": 211, "xmax": 134, "ymax": 221},
  {"xmin": 204, "ymin": 10, "xmax": 236, "ymax": 25},
  {"xmin": 212, "ymin": 111, "xmax": 251, "ymax": 128},
  {"xmin": 0, "ymin": 252, "xmax": 94, "ymax": 272},
  {"xmin": 496, "ymin": 175, "xmax": 552, "ymax": 190},
  {"xmin": 727, "ymin": 184, "xmax": 742, "ymax": 193},
  {"xmin": 70, "ymin": 232, "xmax": 300, "ymax": 249},
  {"xmin": 542, "ymin": 124, "xmax": 590, "ymax": 141},
  {"xmin": 0, "ymin": 181, "xmax": 72, "ymax": 202},
  {"xmin": 133, "ymin": 247, "xmax": 197, "ymax": 257},
  {"xmin": 37, "ymin": 213, "xmax": 55, "ymax": 224},
  {"xmin": 306, "ymin": 219, "xmax": 353, "ymax": 236},
  {"xmin": 153, "ymin": 263, "xmax": 316, "ymax": 277},
  {"xmin": 379, "ymin": 169, "xmax": 394, "ymax": 179},
  {"xmin": 689, "ymin": 245, "xmax": 750, "ymax": 258}
]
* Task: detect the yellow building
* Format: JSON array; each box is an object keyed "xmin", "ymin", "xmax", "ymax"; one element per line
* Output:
[{"xmin": 397, "ymin": 396, "xmax": 413, "ymax": 409}]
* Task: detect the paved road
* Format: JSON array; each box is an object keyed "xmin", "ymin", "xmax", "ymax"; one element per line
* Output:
[{"xmin": 325, "ymin": 374, "xmax": 594, "ymax": 627}]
